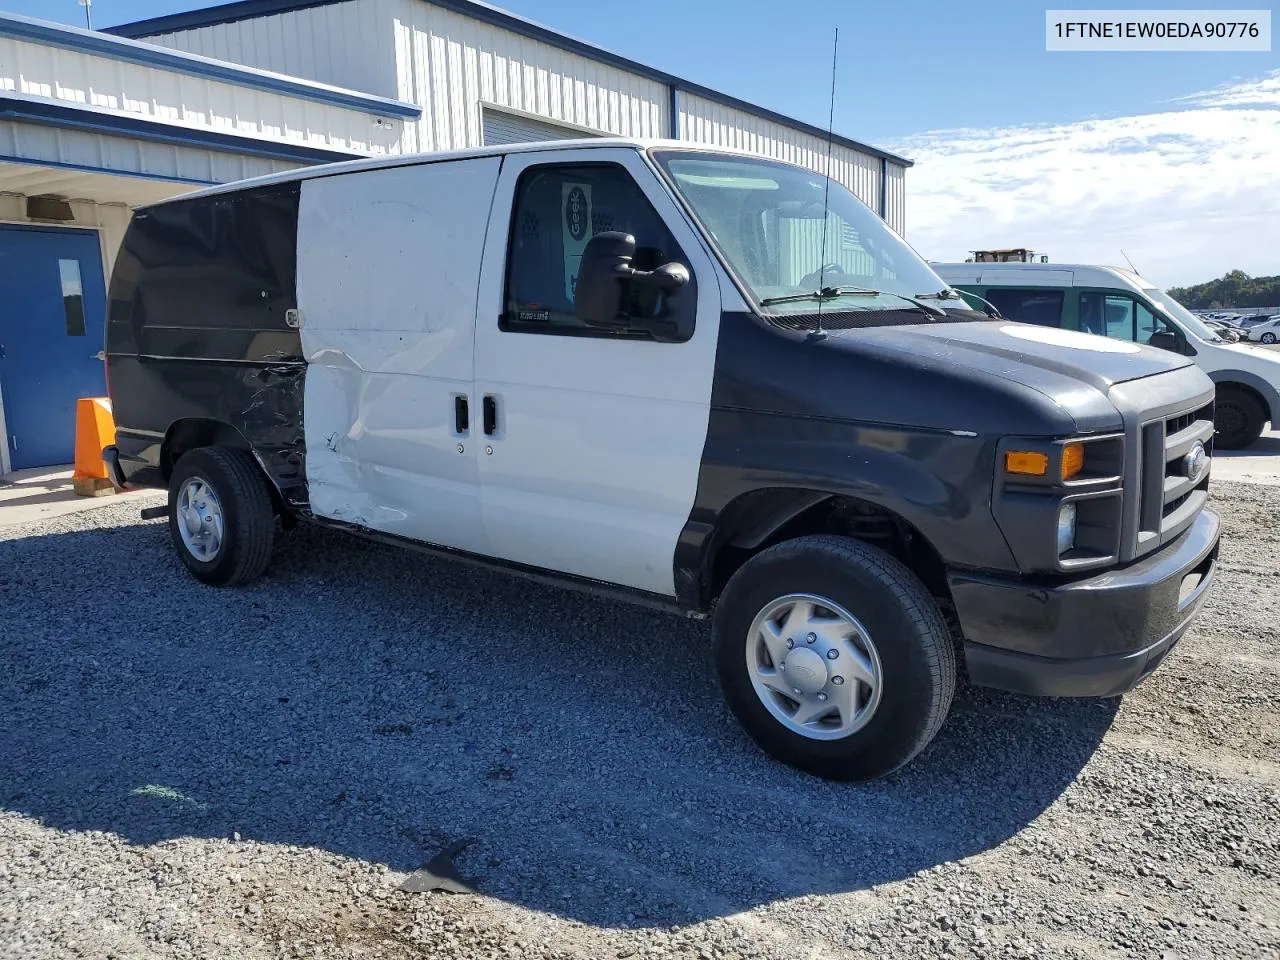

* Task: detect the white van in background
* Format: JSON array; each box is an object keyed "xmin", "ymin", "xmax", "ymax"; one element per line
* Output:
[{"xmin": 934, "ymin": 262, "xmax": 1280, "ymax": 449}]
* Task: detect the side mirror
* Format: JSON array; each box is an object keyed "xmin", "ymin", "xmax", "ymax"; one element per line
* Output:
[
  {"xmin": 1147, "ymin": 330, "xmax": 1180, "ymax": 353},
  {"xmin": 574, "ymin": 231, "xmax": 691, "ymax": 341}
]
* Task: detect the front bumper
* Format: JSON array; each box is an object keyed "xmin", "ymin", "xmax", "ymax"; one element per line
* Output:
[{"xmin": 949, "ymin": 507, "xmax": 1220, "ymax": 697}]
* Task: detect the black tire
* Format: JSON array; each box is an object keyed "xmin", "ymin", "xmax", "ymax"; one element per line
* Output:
[
  {"xmin": 1214, "ymin": 387, "xmax": 1266, "ymax": 450},
  {"xmin": 168, "ymin": 446, "xmax": 275, "ymax": 586},
  {"xmin": 713, "ymin": 535, "xmax": 956, "ymax": 781},
  {"xmin": 1262, "ymin": 333, "xmax": 1277, "ymax": 344}
]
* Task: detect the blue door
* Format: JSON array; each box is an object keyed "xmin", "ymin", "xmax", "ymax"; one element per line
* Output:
[{"xmin": 0, "ymin": 226, "xmax": 107, "ymax": 470}]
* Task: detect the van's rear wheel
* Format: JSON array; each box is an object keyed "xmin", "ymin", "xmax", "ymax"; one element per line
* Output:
[
  {"xmin": 1214, "ymin": 387, "xmax": 1266, "ymax": 450},
  {"xmin": 713, "ymin": 535, "xmax": 955, "ymax": 781},
  {"xmin": 168, "ymin": 447, "xmax": 275, "ymax": 586}
]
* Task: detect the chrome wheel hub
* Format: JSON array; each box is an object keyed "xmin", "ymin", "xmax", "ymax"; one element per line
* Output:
[
  {"xmin": 176, "ymin": 476, "xmax": 224, "ymax": 562},
  {"xmin": 780, "ymin": 646, "xmax": 827, "ymax": 694},
  {"xmin": 746, "ymin": 593, "xmax": 883, "ymax": 741}
]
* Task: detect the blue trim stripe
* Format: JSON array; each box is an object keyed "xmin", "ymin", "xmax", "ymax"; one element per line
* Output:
[
  {"xmin": 106, "ymin": 0, "xmax": 912, "ymax": 168},
  {"xmin": 0, "ymin": 152, "xmax": 218, "ymax": 186},
  {"xmin": 0, "ymin": 94, "xmax": 363, "ymax": 165},
  {"xmin": 668, "ymin": 85, "xmax": 680, "ymax": 140},
  {"xmin": 0, "ymin": 12, "xmax": 421, "ymax": 120}
]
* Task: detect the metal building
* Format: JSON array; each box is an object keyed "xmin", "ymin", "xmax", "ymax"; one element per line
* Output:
[
  {"xmin": 0, "ymin": 11, "xmax": 416, "ymax": 473},
  {"xmin": 112, "ymin": 0, "xmax": 912, "ymax": 230},
  {"xmin": 0, "ymin": 0, "xmax": 909, "ymax": 473}
]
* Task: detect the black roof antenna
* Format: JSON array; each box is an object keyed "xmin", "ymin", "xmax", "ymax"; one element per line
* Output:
[{"xmin": 814, "ymin": 26, "xmax": 839, "ymax": 340}]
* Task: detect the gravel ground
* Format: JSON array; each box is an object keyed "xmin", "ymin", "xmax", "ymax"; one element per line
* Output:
[{"xmin": 1, "ymin": 481, "xmax": 1277, "ymax": 960}]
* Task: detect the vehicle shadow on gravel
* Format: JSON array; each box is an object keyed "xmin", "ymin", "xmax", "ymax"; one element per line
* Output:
[{"xmin": 0, "ymin": 518, "xmax": 1118, "ymax": 929}]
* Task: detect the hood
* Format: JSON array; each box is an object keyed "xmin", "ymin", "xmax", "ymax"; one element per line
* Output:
[
  {"xmin": 712, "ymin": 312, "xmax": 1213, "ymax": 437},
  {"xmin": 811, "ymin": 320, "xmax": 1195, "ymax": 435},
  {"xmin": 839, "ymin": 320, "xmax": 1194, "ymax": 390}
]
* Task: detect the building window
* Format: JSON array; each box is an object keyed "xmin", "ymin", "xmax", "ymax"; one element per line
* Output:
[
  {"xmin": 59, "ymin": 259, "xmax": 85, "ymax": 337},
  {"xmin": 983, "ymin": 288, "xmax": 1065, "ymax": 327},
  {"xmin": 503, "ymin": 163, "xmax": 692, "ymax": 337}
]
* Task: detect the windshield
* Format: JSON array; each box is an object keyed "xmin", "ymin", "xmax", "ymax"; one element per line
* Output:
[
  {"xmin": 1143, "ymin": 287, "xmax": 1223, "ymax": 342},
  {"xmin": 654, "ymin": 151, "xmax": 955, "ymax": 315}
]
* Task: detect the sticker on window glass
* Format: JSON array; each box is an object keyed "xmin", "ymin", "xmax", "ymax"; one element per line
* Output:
[
  {"xmin": 59, "ymin": 259, "xmax": 85, "ymax": 337},
  {"xmin": 561, "ymin": 182, "xmax": 591, "ymax": 302}
]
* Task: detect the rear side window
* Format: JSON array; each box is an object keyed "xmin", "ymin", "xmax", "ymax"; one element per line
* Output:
[
  {"xmin": 983, "ymin": 288, "xmax": 1064, "ymax": 327},
  {"xmin": 503, "ymin": 163, "xmax": 691, "ymax": 336}
]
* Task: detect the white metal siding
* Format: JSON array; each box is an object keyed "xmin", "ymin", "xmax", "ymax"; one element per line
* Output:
[
  {"xmin": 139, "ymin": 0, "xmax": 907, "ymax": 222},
  {"xmin": 0, "ymin": 34, "xmax": 399, "ymax": 156},
  {"xmin": 389, "ymin": 0, "xmax": 668, "ymax": 154},
  {"xmin": 145, "ymin": 0, "xmax": 401, "ymax": 99},
  {"xmin": 0, "ymin": 120, "xmax": 296, "ymax": 185},
  {"xmin": 677, "ymin": 91, "xmax": 893, "ymax": 230},
  {"xmin": 885, "ymin": 162, "xmax": 906, "ymax": 236}
]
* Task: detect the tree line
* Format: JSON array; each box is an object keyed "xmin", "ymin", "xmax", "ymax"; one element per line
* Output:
[{"xmin": 1168, "ymin": 270, "xmax": 1280, "ymax": 309}]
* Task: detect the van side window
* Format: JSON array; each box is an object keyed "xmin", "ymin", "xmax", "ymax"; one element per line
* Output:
[
  {"xmin": 982, "ymin": 288, "xmax": 1064, "ymax": 327},
  {"xmin": 503, "ymin": 163, "xmax": 692, "ymax": 337},
  {"xmin": 1080, "ymin": 292, "xmax": 1175, "ymax": 345}
]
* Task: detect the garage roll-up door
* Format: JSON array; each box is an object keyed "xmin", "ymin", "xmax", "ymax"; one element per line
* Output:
[{"xmin": 482, "ymin": 108, "xmax": 595, "ymax": 146}]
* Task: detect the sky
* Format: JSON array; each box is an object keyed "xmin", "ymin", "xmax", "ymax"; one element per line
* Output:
[{"xmin": 8, "ymin": 0, "xmax": 1280, "ymax": 287}]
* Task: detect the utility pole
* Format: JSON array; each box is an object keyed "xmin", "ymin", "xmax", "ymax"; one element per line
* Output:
[{"xmin": 79, "ymin": 0, "xmax": 93, "ymax": 30}]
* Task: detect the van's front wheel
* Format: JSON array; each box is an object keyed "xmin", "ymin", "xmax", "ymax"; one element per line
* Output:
[
  {"xmin": 168, "ymin": 447, "xmax": 275, "ymax": 586},
  {"xmin": 1214, "ymin": 387, "xmax": 1266, "ymax": 450},
  {"xmin": 713, "ymin": 535, "xmax": 955, "ymax": 781}
]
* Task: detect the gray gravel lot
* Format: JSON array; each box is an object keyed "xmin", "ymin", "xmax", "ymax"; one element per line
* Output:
[{"xmin": 1, "ymin": 481, "xmax": 1278, "ymax": 959}]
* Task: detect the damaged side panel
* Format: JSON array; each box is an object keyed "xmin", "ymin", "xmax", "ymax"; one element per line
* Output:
[
  {"xmin": 296, "ymin": 157, "xmax": 501, "ymax": 554},
  {"xmin": 104, "ymin": 182, "xmax": 308, "ymax": 507}
]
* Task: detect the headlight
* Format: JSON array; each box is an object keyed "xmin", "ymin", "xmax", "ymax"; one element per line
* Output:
[{"xmin": 1057, "ymin": 502, "xmax": 1078, "ymax": 556}]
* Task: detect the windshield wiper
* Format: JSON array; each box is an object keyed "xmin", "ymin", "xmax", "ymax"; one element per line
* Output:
[
  {"xmin": 761, "ymin": 286, "xmax": 946, "ymax": 318},
  {"xmin": 918, "ymin": 288, "xmax": 1003, "ymax": 319}
]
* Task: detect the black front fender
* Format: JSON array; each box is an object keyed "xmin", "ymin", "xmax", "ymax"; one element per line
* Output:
[{"xmin": 674, "ymin": 409, "xmax": 1016, "ymax": 610}]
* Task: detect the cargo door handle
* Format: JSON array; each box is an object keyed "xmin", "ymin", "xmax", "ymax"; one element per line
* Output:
[
  {"xmin": 482, "ymin": 395, "xmax": 497, "ymax": 436},
  {"xmin": 454, "ymin": 395, "xmax": 469, "ymax": 434}
]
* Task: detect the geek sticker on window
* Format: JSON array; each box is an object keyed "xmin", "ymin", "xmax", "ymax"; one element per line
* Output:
[{"xmin": 562, "ymin": 183, "xmax": 591, "ymax": 301}]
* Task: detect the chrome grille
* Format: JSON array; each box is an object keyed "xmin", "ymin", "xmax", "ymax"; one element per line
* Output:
[{"xmin": 1137, "ymin": 400, "xmax": 1214, "ymax": 553}]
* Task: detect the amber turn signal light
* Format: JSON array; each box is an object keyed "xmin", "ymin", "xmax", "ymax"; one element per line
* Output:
[
  {"xmin": 1061, "ymin": 442, "xmax": 1085, "ymax": 480},
  {"xmin": 1004, "ymin": 451, "xmax": 1049, "ymax": 476}
]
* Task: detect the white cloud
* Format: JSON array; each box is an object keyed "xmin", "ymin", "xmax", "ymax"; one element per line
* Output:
[{"xmin": 891, "ymin": 69, "xmax": 1280, "ymax": 289}]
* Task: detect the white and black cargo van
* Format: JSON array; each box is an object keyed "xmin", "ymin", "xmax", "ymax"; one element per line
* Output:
[{"xmin": 103, "ymin": 139, "xmax": 1220, "ymax": 780}]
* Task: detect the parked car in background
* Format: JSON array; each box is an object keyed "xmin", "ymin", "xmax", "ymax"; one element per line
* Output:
[
  {"xmin": 1235, "ymin": 315, "xmax": 1274, "ymax": 332},
  {"xmin": 1205, "ymin": 320, "xmax": 1241, "ymax": 342},
  {"xmin": 933, "ymin": 262, "xmax": 1280, "ymax": 449},
  {"xmin": 1242, "ymin": 316, "xmax": 1280, "ymax": 344}
]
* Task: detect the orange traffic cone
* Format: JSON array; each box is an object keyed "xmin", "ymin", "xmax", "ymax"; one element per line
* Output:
[{"xmin": 72, "ymin": 397, "xmax": 117, "ymax": 497}]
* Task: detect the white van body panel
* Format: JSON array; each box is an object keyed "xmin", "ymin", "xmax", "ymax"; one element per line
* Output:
[
  {"xmin": 473, "ymin": 147, "xmax": 724, "ymax": 596},
  {"xmin": 980, "ymin": 269, "xmax": 1074, "ymax": 286},
  {"xmin": 933, "ymin": 261, "xmax": 1280, "ymax": 425},
  {"xmin": 297, "ymin": 156, "xmax": 502, "ymax": 554}
]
